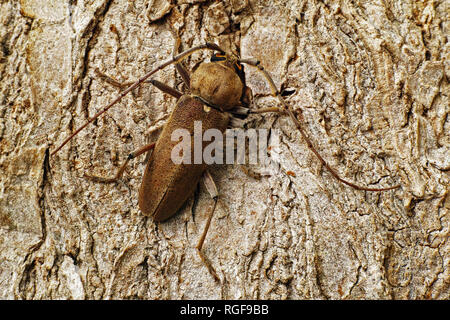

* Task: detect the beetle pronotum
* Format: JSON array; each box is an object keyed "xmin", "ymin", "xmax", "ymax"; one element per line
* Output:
[{"xmin": 51, "ymin": 37, "xmax": 400, "ymax": 281}]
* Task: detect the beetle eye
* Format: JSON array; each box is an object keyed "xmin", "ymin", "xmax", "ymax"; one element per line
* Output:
[{"xmin": 211, "ymin": 53, "xmax": 226, "ymax": 62}]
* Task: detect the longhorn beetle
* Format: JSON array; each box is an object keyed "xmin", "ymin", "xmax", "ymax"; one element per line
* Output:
[{"xmin": 51, "ymin": 38, "xmax": 400, "ymax": 281}]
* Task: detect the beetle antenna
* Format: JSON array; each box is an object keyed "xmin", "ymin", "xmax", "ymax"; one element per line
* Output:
[
  {"xmin": 51, "ymin": 43, "xmax": 224, "ymax": 156},
  {"xmin": 240, "ymin": 58, "xmax": 400, "ymax": 192}
]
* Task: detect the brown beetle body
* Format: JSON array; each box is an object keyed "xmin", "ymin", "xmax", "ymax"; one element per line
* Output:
[
  {"xmin": 139, "ymin": 62, "xmax": 243, "ymax": 221},
  {"xmin": 138, "ymin": 95, "xmax": 229, "ymax": 221}
]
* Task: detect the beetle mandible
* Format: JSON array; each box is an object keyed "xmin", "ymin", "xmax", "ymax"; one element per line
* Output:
[{"xmin": 51, "ymin": 38, "xmax": 400, "ymax": 281}]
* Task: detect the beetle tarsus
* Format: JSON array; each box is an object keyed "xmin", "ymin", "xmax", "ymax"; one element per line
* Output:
[
  {"xmin": 196, "ymin": 248, "xmax": 220, "ymax": 282},
  {"xmin": 84, "ymin": 142, "xmax": 155, "ymax": 184}
]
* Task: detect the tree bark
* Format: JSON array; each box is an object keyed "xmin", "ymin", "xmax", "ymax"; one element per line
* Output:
[{"xmin": 0, "ymin": 0, "xmax": 448, "ymax": 299}]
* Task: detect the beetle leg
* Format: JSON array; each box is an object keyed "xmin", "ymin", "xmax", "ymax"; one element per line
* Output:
[
  {"xmin": 196, "ymin": 170, "xmax": 220, "ymax": 282},
  {"xmin": 84, "ymin": 142, "xmax": 155, "ymax": 183},
  {"xmin": 148, "ymin": 79, "xmax": 183, "ymax": 99},
  {"xmin": 230, "ymin": 106, "xmax": 250, "ymax": 117},
  {"xmin": 172, "ymin": 35, "xmax": 191, "ymax": 89},
  {"xmin": 250, "ymin": 106, "xmax": 285, "ymax": 114},
  {"xmin": 229, "ymin": 106, "xmax": 287, "ymax": 127},
  {"xmin": 95, "ymin": 68, "xmax": 182, "ymax": 99},
  {"xmin": 240, "ymin": 58, "xmax": 400, "ymax": 192}
]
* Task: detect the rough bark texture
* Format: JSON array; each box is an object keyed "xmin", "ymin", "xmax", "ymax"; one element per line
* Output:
[{"xmin": 0, "ymin": 0, "xmax": 448, "ymax": 299}]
